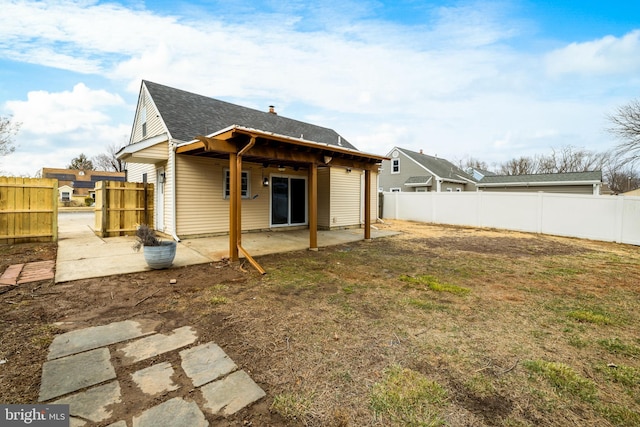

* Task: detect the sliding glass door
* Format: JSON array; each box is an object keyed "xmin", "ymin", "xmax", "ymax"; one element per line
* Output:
[{"xmin": 271, "ymin": 176, "xmax": 307, "ymax": 226}]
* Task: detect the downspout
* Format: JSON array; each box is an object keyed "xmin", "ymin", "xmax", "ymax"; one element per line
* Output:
[
  {"xmin": 236, "ymin": 137, "xmax": 266, "ymax": 275},
  {"xmin": 170, "ymin": 141, "xmax": 180, "ymax": 242}
]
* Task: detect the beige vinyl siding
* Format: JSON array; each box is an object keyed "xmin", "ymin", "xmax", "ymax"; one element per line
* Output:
[
  {"xmin": 135, "ymin": 142, "xmax": 169, "ymax": 163},
  {"xmin": 131, "ymin": 87, "xmax": 166, "ymax": 143},
  {"xmin": 176, "ymin": 156, "xmax": 227, "ymax": 236},
  {"xmin": 317, "ymin": 167, "xmax": 331, "ymax": 228},
  {"xmin": 175, "ymin": 156, "xmax": 278, "ymax": 237},
  {"xmin": 369, "ymin": 170, "xmax": 378, "ymax": 221},
  {"xmin": 126, "ymin": 163, "xmax": 156, "ymax": 184},
  {"xmin": 329, "ymin": 167, "xmax": 361, "ymax": 227}
]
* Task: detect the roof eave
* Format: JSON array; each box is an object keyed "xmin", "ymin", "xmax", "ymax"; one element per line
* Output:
[{"xmin": 478, "ymin": 180, "xmax": 601, "ymax": 187}]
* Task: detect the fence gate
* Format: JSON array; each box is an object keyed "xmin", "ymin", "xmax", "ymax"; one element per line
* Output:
[
  {"xmin": 0, "ymin": 176, "xmax": 58, "ymax": 244},
  {"xmin": 94, "ymin": 181, "xmax": 154, "ymax": 237}
]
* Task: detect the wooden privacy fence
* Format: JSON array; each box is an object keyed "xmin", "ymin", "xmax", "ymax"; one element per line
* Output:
[
  {"xmin": 0, "ymin": 176, "xmax": 58, "ymax": 244},
  {"xmin": 94, "ymin": 181, "xmax": 154, "ymax": 237}
]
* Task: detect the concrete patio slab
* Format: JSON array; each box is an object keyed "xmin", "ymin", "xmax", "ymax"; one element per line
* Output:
[
  {"xmin": 39, "ymin": 348, "xmax": 116, "ymax": 402},
  {"xmin": 131, "ymin": 362, "xmax": 178, "ymax": 395},
  {"xmin": 200, "ymin": 370, "xmax": 266, "ymax": 416},
  {"xmin": 47, "ymin": 319, "xmax": 159, "ymax": 360},
  {"xmin": 117, "ymin": 326, "xmax": 198, "ymax": 365},
  {"xmin": 180, "ymin": 342, "xmax": 237, "ymax": 387},
  {"xmin": 132, "ymin": 397, "xmax": 207, "ymax": 427},
  {"xmin": 55, "ymin": 211, "xmax": 399, "ymax": 282},
  {"xmin": 52, "ymin": 381, "xmax": 121, "ymax": 422}
]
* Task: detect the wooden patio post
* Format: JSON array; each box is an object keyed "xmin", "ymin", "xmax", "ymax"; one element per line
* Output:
[
  {"xmin": 229, "ymin": 152, "xmax": 239, "ymax": 261},
  {"xmin": 309, "ymin": 162, "xmax": 318, "ymax": 251},
  {"xmin": 364, "ymin": 169, "xmax": 371, "ymax": 241}
]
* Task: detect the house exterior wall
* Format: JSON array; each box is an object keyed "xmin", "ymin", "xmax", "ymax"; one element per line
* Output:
[
  {"xmin": 328, "ymin": 167, "xmax": 362, "ymax": 227},
  {"xmin": 175, "ymin": 156, "xmax": 312, "ymax": 237},
  {"xmin": 479, "ymin": 185, "xmax": 595, "ymax": 195},
  {"xmin": 440, "ymin": 182, "xmax": 466, "ymax": 192},
  {"xmin": 379, "ymin": 153, "xmax": 433, "ymax": 192},
  {"xmin": 317, "ymin": 167, "xmax": 331, "ymax": 228},
  {"xmin": 131, "ymin": 87, "xmax": 166, "ymax": 142},
  {"xmin": 369, "ymin": 170, "xmax": 379, "ymax": 221}
]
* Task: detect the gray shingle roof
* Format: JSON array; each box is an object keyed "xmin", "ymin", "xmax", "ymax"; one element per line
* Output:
[
  {"xmin": 404, "ymin": 176, "xmax": 433, "ymax": 185},
  {"xmin": 144, "ymin": 81, "xmax": 356, "ymax": 150},
  {"xmin": 399, "ymin": 148, "xmax": 474, "ymax": 182},
  {"xmin": 479, "ymin": 171, "xmax": 602, "ymax": 185}
]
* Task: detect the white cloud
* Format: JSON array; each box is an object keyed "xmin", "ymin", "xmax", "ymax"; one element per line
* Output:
[
  {"xmin": 546, "ymin": 30, "xmax": 640, "ymax": 76},
  {"xmin": 1, "ymin": 83, "xmax": 129, "ymax": 176},
  {"xmin": 5, "ymin": 83, "xmax": 124, "ymax": 133},
  {"xmin": 0, "ymin": 0, "xmax": 637, "ymax": 176}
]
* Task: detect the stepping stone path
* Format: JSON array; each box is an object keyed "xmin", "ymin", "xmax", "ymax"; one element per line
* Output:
[{"xmin": 38, "ymin": 320, "xmax": 265, "ymax": 426}]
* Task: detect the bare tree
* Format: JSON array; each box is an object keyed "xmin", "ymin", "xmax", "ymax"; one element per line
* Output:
[
  {"xmin": 455, "ymin": 155, "xmax": 491, "ymax": 173},
  {"xmin": 538, "ymin": 146, "xmax": 605, "ymax": 174},
  {"xmin": 93, "ymin": 142, "xmax": 126, "ymax": 172},
  {"xmin": 601, "ymin": 153, "xmax": 640, "ymax": 193},
  {"xmin": 499, "ymin": 146, "xmax": 605, "ymax": 176},
  {"xmin": 498, "ymin": 156, "xmax": 538, "ymax": 175},
  {"xmin": 608, "ymin": 99, "xmax": 640, "ymax": 166},
  {"xmin": 68, "ymin": 153, "xmax": 95, "ymax": 170},
  {"xmin": 0, "ymin": 115, "xmax": 21, "ymax": 156}
]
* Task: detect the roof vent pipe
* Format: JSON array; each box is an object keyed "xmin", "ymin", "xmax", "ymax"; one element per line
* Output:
[{"xmin": 268, "ymin": 105, "xmax": 277, "ymax": 115}]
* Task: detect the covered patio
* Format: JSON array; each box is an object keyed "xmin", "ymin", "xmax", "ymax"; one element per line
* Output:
[{"xmin": 176, "ymin": 125, "xmax": 388, "ymax": 273}]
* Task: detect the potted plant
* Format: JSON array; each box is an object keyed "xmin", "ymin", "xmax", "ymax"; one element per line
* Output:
[{"xmin": 133, "ymin": 224, "xmax": 177, "ymax": 269}]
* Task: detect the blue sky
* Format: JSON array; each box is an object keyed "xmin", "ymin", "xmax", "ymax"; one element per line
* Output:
[{"xmin": 1, "ymin": 0, "xmax": 639, "ymax": 176}]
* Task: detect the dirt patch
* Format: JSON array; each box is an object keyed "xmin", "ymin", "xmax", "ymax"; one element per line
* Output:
[{"xmin": 1, "ymin": 220, "xmax": 639, "ymax": 426}]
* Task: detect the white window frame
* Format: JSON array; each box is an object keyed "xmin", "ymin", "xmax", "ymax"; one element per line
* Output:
[
  {"xmin": 391, "ymin": 158, "xmax": 400, "ymax": 174},
  {"xmin": 141, "ymin": 105, "xmax": 147, "ymax": 137},
  {"xmin": 61, "ymin": 191, "xmax": 70, "ymax": 202},
  {"xmin": 224, "ymin": 169, "xmax": 251, "ymax": 199},
  {"xmin": 390, "ymin": 187, "xmax": 401, "ymax": 192}
]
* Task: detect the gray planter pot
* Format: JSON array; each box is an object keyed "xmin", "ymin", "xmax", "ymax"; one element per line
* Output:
[{"xmin": 143, "ymin": 241, "xmax": 177, "ymax": 269}]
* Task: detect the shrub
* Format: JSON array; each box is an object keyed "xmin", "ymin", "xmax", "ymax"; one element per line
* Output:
[{"xmin": 132, "ymin": 224, "xmax": 162, "ymax": 251}]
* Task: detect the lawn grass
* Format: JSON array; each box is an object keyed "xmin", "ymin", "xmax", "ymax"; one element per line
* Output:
[{"xmin": 225, "ymin": 222, "xmax": 640, "ymax": 426}]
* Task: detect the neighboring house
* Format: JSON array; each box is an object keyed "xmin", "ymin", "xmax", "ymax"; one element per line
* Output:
[
  {"xmin": 476, "ymin": 171, "xmax": 603, "ymax": 195},
  {"xmin": 117, "ymin": 80, "xmax": 385, "ymax": 258},
  {"xmin": 42, "ymin": 167, "xmax": 126, "ymax": 204},
  {"xmin": 622, "ymin": 188, "xmax": 640, "ymax": 197},
  {"xmin": 379, "ymin": 147, "xmax": 476, "ymax": 192}
]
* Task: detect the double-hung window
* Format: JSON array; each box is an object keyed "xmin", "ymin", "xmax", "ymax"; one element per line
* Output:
[
  {"xmin": 224, "ymin": 169, "xmax": 250, "ymax": 199},
  {"xmin": 391, "ymin": 159, "xmax": 400, "ymax": 174}
]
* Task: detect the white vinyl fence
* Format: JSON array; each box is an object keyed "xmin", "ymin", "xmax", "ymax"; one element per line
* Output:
[{"xmin": 382, "ymin": 191, "xmax": 640, "ymax": 246}]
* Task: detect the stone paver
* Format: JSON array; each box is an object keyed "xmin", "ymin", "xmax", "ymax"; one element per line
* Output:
[
  {"xmin": 39, "ymin": 348, "xmax": 116, "ymax": 402},
  {"xmin": 0, "ymin": 263, "xmax": 23, "ymax": 285},
  {"xmin": 180, "ymin": 342, "xmax": 237, "ymax": 387},
  {"xmin": 117, "ymin": 326, "xmax": 197, "ymax": 365},
  {"xmin": 201, "ymin": 370, "xmax": 266, "ymax": 416},
  {"xmin": 39, "ymin": 320, "xmax": 266, "ymax": 426},
  {"xmin": 52, "ymin": 381, "xmax": 121, "ymax": 422},
  {"xmin": 48, "ymin": 319, "xmax": 159, "ymax": 360},
  {"xmin": 132, "ymin": 397, "xmax": 207, "ymax": 427},
  {"xmin": 131, "ymin": 362, "xmax": 178, "ymax": 395},
  {"xmin": 17, "ymin": 260, "xmax": 55, "ymax": 284}
]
